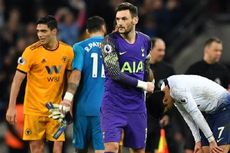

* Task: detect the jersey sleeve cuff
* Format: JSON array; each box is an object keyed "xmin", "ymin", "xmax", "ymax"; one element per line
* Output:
[{"xmin": 16, "ymin": 69, "xmax": 27, "ymax": 74}]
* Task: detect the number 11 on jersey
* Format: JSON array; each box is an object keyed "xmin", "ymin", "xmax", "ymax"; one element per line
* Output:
[{"xmin": 91, "ymin": 53, "xmax": 105, "ymax": 78}]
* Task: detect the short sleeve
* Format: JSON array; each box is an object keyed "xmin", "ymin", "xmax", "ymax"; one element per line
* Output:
[
  {"xmin": 72, "ymin": 44, "xmax": 84, "ymax": 71},
  {"xmin": 17, "ymin": 47, "xmax": 33, "ymax": 73},
  {"xmin": 66, "ymin": 47, "xmax": 74, "ymax": 71}
]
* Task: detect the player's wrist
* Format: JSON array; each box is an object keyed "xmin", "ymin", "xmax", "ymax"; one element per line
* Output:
[
  {"xmin": 137, "ymin": 80, "xmax": 148, "ymax": 91},
  {"xmin": 194, "ymin": 136, "xmax": 201, "ymax": 143},
  {"xmin": 208, "ymin": 136, "xmax": 215, "ymax": 143},
  {"xmin": 63, "ymin": 92, "xmax": 74, "ymax": 102}
]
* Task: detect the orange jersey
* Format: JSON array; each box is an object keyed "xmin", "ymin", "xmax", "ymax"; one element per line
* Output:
[{"xmin": 17, "ymin": 41, "xmax": 74, "ymax": 116}]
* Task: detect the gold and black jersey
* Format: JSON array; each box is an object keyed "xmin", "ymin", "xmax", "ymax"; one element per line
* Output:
[{"xmin": 17, "ymin": 41, "xmax": 74, "ymax": 116}]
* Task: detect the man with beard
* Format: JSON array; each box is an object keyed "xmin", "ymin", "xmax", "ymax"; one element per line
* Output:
[{"xmin": 100, "ymin": 2, "xmax": 154, "ymax": 153}]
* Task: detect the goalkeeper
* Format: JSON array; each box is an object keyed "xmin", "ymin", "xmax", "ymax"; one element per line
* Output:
[{"xmin": 54, "ymin": 16, "xmax": 107, "ymax": 153}]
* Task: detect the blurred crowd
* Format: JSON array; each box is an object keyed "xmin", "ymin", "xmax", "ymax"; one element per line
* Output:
[
  {"xmin": 0, "ymin": 0, "xmax": 196, "ymax": 119},
  {"xmin": 1, "ymin": 0, "xmax": 230, "ymax": 153}
]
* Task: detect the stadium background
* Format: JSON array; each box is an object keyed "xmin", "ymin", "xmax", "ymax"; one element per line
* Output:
[{"xmin": 0, "ymin": 0, "xmax": 230, "ymax": 152}]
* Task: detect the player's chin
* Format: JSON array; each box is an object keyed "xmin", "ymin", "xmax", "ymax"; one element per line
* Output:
[
  {"xmin": 39, "ymin": 39, "xmax": 46, "ymax": 44},
  {"xmin": 118, "ymin": 29, "xmax": 126, "ymax": 34}
]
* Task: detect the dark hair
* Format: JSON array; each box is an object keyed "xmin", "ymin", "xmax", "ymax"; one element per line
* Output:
[
  {"xmin": 151, "ymin": 37, "xmax": 166, "ymax": 49},
  {"xmin": 86, "ymin": 16, "xmax": 106, "ymax": 33},
  {"xmin": 36, "ymin": 15, "xmax": 57, "ymax": 30},
  {"xmin": 151, "ymin": 37, "xmax": 162, "ymax": 48},
  {"xmin": 163, "ymin": 79, "xmax": 170, "ymax": 88},
  {"xmin": 115, "ymin": 2, "xmax": 138, "ymax": 17},
  {"xmin": 204, "ymin": 37, "xmax": 222, "ymax": 48}
]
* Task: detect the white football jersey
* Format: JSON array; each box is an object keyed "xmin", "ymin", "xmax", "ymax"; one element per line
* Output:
[{"xmin": 167, "ymin": 75, "xmax": 229, "ymax": 142}]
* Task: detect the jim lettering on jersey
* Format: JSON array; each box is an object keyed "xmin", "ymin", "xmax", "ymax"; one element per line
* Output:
[{"xmin": 101, "ymin": 32, "xmax": 151, "ymax": 113}]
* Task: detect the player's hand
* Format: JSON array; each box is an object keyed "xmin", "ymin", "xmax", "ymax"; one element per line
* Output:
[
  {"xmin": 6, "ymin": 106, "xmax": 17, "ymax": 125},
  {"xmin": 48, "ymin": 110, "xmax": 65, "ymax": 123},
  {"xmin": 48, "ymin": 104, "xmax": 65, "ymax": 123},
  {"xmin": 194, "ymin": 141, "xmax": 202, "ymax": 153},
  {"xmin": 59, "ymin": 99, "xmax": 71, "ymax": 114},
  {"xmin": 146, "ymin": 82, "xmax": 155, "ymax": 93},
  {"xmin": 209, "ymin": 140, "xmax": 223, "ymax": 153}
]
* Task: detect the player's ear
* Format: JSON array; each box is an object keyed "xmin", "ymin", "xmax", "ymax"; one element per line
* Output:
[
  {"xmin": 52, "ymin": 28, "xmax": 57, "ymax": 35},
  {"xmin": 86, "ymin": 29, "xmax": 89, "ymax": 35},
  {"xmin": 133, "ymin": 16, "xmax": 138, "ymax": 24}
]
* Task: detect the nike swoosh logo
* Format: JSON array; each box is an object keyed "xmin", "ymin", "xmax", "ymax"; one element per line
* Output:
[
  {"xmin": 217, "ymin": 138, "xmax": 224, "ymax": 143},
  {"xmin": 119, "ymin": 51, "xmax": 127, "ymax": 55}
]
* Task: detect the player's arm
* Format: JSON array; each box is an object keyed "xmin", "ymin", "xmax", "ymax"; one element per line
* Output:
[
  {"xmin": 181, "ymin": 101, "xmax": 223, "ymax": 152},
  {"xmin": 6, "ymin": 70, "xmax": 26, "ymax": 125},
  {"xmin": 182, "ymin": 93, "xmax": 214, "ymax": 143},
  {"xmin": 60, "ymin": 44, "xmax": 83, "ymax": 112},
  {"xmin": 176, "ymin": 107, "xmax": 204, "ymax": 152},
  {"xmin": 102, "ymin": 35, "xmax": 154, "ymax": 92},
  {"xmin": 62, "ymin": 70, "xmax": 81, "ymax": 103},
  {"xmin": 175, "ymin": 104, "xmax": 201, "ymax": 143},
  {"xmin": 176, "ymin": 92, "xmax": 223, "ymax": 152},
  {"xmin": 175, "ymin": 90, "xmax": 214, "ymax": 142}
]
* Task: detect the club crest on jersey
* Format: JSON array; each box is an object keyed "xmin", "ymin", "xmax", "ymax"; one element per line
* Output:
[
  {"xmin": 179, "ymin": 98, "xmax": 187, "ymax": 104},
  {"xmin": 17, "ymin": 57, "xmax": 26, "ymax": 65},
  {"xmin": 214, "ymin": 78, "xmax": 221, "ymax": 85},
  {"xmin": 141, "ymin": 47, "xmax": 145, "ymax": 57},
  {"xmin": 102, "ymin": 132, "xmax": 105, "ymax": 139},
  {"xmin": 25, "ymin": 128, "xmax": 32, "ymax": 135},
  {"xmin": 103, "ymin": 44, "xmax": 112, "ymax": 53},
  {"xmin": 62, "ymin": 56, "xmax": 67, "ymax": 63},
  {"xmin": 41, "ymin": 58, "xmax": 47, "ymax": 63}
]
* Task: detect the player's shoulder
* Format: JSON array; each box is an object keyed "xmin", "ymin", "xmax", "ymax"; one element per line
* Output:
[
  {"xmin": 27, "ymin": 41, "xmax": 43, "ymax": 51},
  {"xmin": 77, "ymin": 37, "xmax": 101, "ymax": 46},
  {"xmin": 168, "ymin": 75, "xmax": 187, "ymax": 87},
  {"xmin": 73, "ymin": 40, "xmax": 85, "ymax": 51},
  {"xmin": 59, "ymin": 41, "xmax": 73, "ymax": 52},
  {"xmin": 168, "ymin": 75, "xmax": 189, "ymax": 96},
  {"xmin": 59, "ymin": 41, "xmax": 72, "ymax": 49},
  {"xmin": 105, "ymin": 32, "xmax": 121, "ymax": 41},
  {"xmin": 136, "ymin": 31, "xmax": 151, "ymax": 41},
  {"xmin": 102, "ymin": 32, "xmax": 119, "ymax": 48}
]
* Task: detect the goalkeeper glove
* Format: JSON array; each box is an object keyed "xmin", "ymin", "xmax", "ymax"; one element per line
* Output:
[
  {"xmin": 48, "ymin": 109, "xmax": 65, "ymax": 123},
  {"xmin": 46, "ymin": 103, "xmax": 65, "ymax": 123},
  {"xmin": 58, "ymin": 103, "xmax": 70, "ymax": 114},
  {"xmin": 46, "ymin": 103, "xmax": 73, "ymax": 124}
]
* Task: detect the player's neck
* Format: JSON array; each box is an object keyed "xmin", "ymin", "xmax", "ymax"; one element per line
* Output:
[
  {"xmin": 44, "ymin": 38, "xmax": 59, "ymax": 51},
  {"xmin": 89, "ymin": 32, "xmax": 104, "ymax": 37},
  {"xmin": 120, "ymin": 30, "xmax": 136, "ymax": 44}
]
